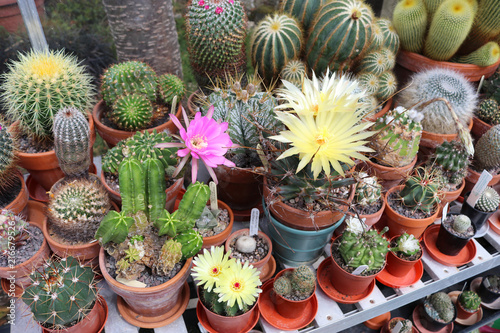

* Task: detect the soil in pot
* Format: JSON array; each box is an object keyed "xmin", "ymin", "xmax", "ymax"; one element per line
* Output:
[
  {"xmin": 387, "ymin": 190, "xmax": 436, "ymax": 219},
  {"xmin": 227, "ymin": 234, "xmax": 269, "ymax": 264},
  {"xmin": 194, "ymin": 206, "xmax": 230, "ymax": 237},
  {"xmin": 350, "ymin": 198, "xmax": 383, "ymax": 216},
  {"xmin": 0, "ymin": 225, "xmax": 44, "ymax": 268}
]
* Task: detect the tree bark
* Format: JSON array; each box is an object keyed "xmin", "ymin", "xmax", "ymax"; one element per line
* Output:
[{"xmin": 101, "ymin": 0, "xmax": 183, "ymax": 77}]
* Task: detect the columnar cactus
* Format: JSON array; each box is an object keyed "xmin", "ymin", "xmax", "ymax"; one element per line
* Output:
[
  {"xmin": 399, "ymin": 167, "xmax": 442, "ymax": 213},
  {"xmin": 370, "ymin": 106, "xmax": 423, "ymax": 167},
  {"xmin": 0, "ymin": 122, "xmax": 17, "ymax": 191},
  {"xmin": 432, "ymin": 140, "xmax": 471, "ymax": 186},
  {"xmin": 158, "ymin": 73, "xmax": 186, "ymax": 105},
  {"xmin": 1, "ymin": 50, "xmax": 94, "ymax": 141},
  {"xmin": 458, "ymin": 0, "xmax": 500, "ymax": 54},
  {"xmin": 452, "ymin": 214, "xmax": 472, "ymax": 233},
  {"xmin": 0, "ymin": 210, "xmax": 29, "ymax": 254},
  {"xmin": 459, "ymin": 291, "xmax": 481, "ymax": 311},
  {"xmin": 392, "ymin": 0, "xmax": 428, "ymax": 53},
  {"xmin": 354, "ymin": 173, "xmax": 382, "ymax": 206},
  {"xmin": 475, "ymin": 187, "xmax": 500, "ymax": 212},
  {"xmin": 398, "ymin": 68, "xmax": 477, "ymax": 134},
  {"xmin": 175, "ymin": 229, "xmax": 204, "ymax": 260},
  {"xmin": 280, "ymin": 60, "xmax": 307, "ymax": 88},
  {"xmin": 53, "ymin": 107, "xmax": 90, "ymax": 177},
  {"xmin": 426, "ymin": 292, "xmax": 455, "ymax": 323},
  {"xmin": 251, "ymin": 13, "xmax": 303, "ymax": 84},
  {"xmin": 474, "ymin": 125, "xmax": 500, "ymax": 170},
  {"xmin": 48, "ymin": 177, "xmax": 111, "ymax": 243},
  {"xmin": 23, "ymin": 256, "xmax": 98, "ymax": 330}
]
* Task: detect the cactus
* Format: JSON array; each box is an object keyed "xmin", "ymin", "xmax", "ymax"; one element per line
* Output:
[
  {"xmin": 459, "ymin": 291, "xmax": 481, "ymax": 311},
  {"xmin": 354, "ymin": 172, "xmax": 382, "ymax": 206},
  {"xmin": 0, "ymin": 210, "xmax": 29, "ymax": 254},
  {"xmin": 458, "ymin": 0, "xmax": 500, "ymax": 54},
  {"xmin": 279, "ymin": 0, "xmax": 324, "ymax": 32},
  {"xmin": 356, "ymin": 50, "xmax": 388, "ymax": 76},
  {"xmin": 357, "ymin": 72, "xmax": 379, "ymax": 95},
  {"xmin": 399, "ymin": 167, "xmax": 442, "ymax": 213},
  {"xmin": 102, "ymin": 140, "xmax": 126, "ymax": 175},
  {"xmin": 477, "ymin": 99, "xmax": 500, "ymax": 125},
  {"xmin": 1, "ymin": 50, "xmax": 94, "ymax": 141},
  {"xmin": 452, "ymin": 42, "xmax": 500, "ymax": 67},
  {"xmin": 423, "ymin": 0, "xmax": 475, "ymax": 61},
  {"xmin": 273, "ymin": 275, "xmax": 292, "ymax": 297},
  {"xmin": 95, "ymin": 210, "xmax": 135, "ymax": 244},
  {"xmin": 432, "ymin": 140, "xmax": 470, "ymax": 186},
  {"xmin": 392, "ymin": 0, "xmax": 427, "ymax": 53},
  {"xmin": 251, "ymin": 13, "xmax": 303, "ymax": 84},
  {"xmin": 175, "ymin": 229, "xmax": 203, "ymax": 260},
  {"xmin": 474, "ymin": 125, "xmax": 500, "ymax": 170},
  {"xmin": 0, "ymin": 122, "xmax": 17, "ymax": 191},
  {"xmin": 158, "ymin": 73, "xmax": 186, "ymax": 105},
  {"xmin": 483, "ymin": 70, "xmax": 500, "ymax": 103},
  {"xmin": 100, "ymin": 60, "xmax": 157, "ymax": 106},
  {"xmin": 367, "ymin": 19, "xmax": 384, "ymax": 52},
  {"xmin": 423, "ymin": 0, "xmax": 444, "ymax": 21},
  {"xmin": 143, "ymin": 158, "xmax": 166, "ymax": 224},
  {"xmin": 370, "ymin": 106, "xmax": 423, "ymax": 167},
  {"xmin": 155, "ymin": 239, "xmax": 183, "ymax": 275},
  {"xmin": 392, "ymin": 233, "xmax": 420, "ymax": 256},
  {"xmin": 290, "ymin": 266, "xmax": 316, "ymax": 298},
  {"xmin": 378, "ymin": 18, "xmax": 400, "ymax": 55},
  {"xmin": 176, "ymin": 181, "xmax": 211, "ymax": 225},
  {"xmin": 196, "ymin": 206, "xmax": 220, "ymax": 230},
  {"xmin": 475, "ymin": 187, "xmax": 500, "ymax": 212},
  {"xmin": 119, "ymin": 157, "xmax": 147, "ymax": 216},
  {"xmin": 452, "ymin": 214, "xmax": 472, "ymax": 233},
  {"xmin": 426, "ymin": 292, "xmax": 455, "ymax": 323},
  {"xmin": 53, "ymin": 107, "xmax": 90, "ymax": 177},
  {"xmin": 306, "ymin": 0, "xmax": 374, "ymax": 74},
  {"xmin": 156, "ymin": 210, "xmax": 188, "ymax": 237},
  {"xmin": 235, "ymin": 236, "xmax": 257, "ymax": 253},
  {"xmin": 398, "ymin": 68, "xmax": 477, "ymax": 134},
  {"xmin": 338, "ymin": 226, "xmax": 390, "ymax": 271},
  {"xmin": 377, "ymin": 70, "xmax": 398, "ymax": 101},
  {"xmin": 280, "ymin": 60, "xmax": 307, "ymax": 88},
  {"xmin": 110, "ymin": 93, "xmax": 154, "ymax": 131},
  {"xmin": 380, "ymin": 48, "xmax": 397, "ymax": 70},
  {"xmin": 23, "ymin": 256, "xmax": 98, "ymax": 330}
]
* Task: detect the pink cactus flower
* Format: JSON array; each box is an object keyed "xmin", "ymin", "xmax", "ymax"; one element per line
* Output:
[
  {"xmin": 198, "ymin": 0, "xmax": 204, "ymax": 5},
  {"xmin": 155, "ymin": 106, "xmax": 235, "ymax": 184},
  {"xmin": 229, "ymin": 0, "xmax": 234, "ymax": 3},
  {"xmin": 205, "ymin": 5, "xmax": 209, "ymax": 9},
  {"xmin": 215, "ymin": 6, "xmax": 223, "ymax": 14}
]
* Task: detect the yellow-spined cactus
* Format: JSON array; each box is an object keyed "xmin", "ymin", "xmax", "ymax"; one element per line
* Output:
[
  {"xmin": 452, "ymin": 41, "xmax": 500, "ymax": 66},
  {"xmin": 459, "ymin": 0, "xmax": 500, "ymax": 54},
  {"xmin": 393, "ymin": 0, "xmax": 428, "ymax": 53}
]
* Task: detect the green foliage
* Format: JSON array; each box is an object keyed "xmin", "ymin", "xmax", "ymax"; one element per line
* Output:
[
  {"xmin": 110, "ymin": 93, "xmax": 154, "ymax": 131},
  {"xmin": 0, "ymin": 210, "xmax": 29, "ymax": 253},
  {"xmin": 158, "ymin": 73, "xmax": 186, "ymax": 105},
  {"xmin": 452, "ymin": 214, "xmax": 471, "ymax": 233},
  {"xmin": 95, "ymin": 210, "xmax": 134, "ymax": 244},
  {"xmin": 23, "ymin": 256, "xmax": 97, "ymax": 329},
  {"xmin": 175, "ymin": 229, "xmax": 203, "ymax": 260},
  {"xmin": 431, "ymin": 140, "xmax": 470, "ymax": 186},
  {"xmin": 426, "ymin": 292, "xmax": 455, "ymax": 323},
  {"xmin": 393, "ymin": 0, "xmax": 427, "ymax": 53},
  {"xmin": 474, "ymin": 124, "xmax": 500, "ymax": 170},
  {"xmin": 459, "ymin": 291, "xmax": 481, "ymax": 311},
  {"xmin": 399, "ymin": 168, "xmax": 442, "ymax": 213},
  {"xmin": 475, "ymin": 187, "xmax": 500, "ymax": 212}
]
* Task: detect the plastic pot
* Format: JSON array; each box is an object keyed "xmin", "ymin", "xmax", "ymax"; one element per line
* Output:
[
  {"xmin": 477, "ymin": 275, "xmax": 500, "ymax": 304},
  {"xmin": 464, "ymin": 168, "xmax": 500, "ymax": 195},
  {"xmin": 456, "ymin": 292, "xmax": 480, "ymax": 320},
  {"xmin": 386, "ymin": 236, "xmax": 422, "ymax": 278},
  {"xmin": 436, "ymin": 214, "xmax": 475, "ymax": 256},
  {"xmin": 272, "ymin": 268, "xmax": 316, "ymax": 319},
  {"xmin": 460, "ymin": 192, "xmax": 495, "ymax": 231},
  {"xmin": 419, "ymin": 299, "xmax": 456, "ymax": 332}
]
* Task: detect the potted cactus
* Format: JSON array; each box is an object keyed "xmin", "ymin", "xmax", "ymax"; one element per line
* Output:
[
  {"xmin": 22, "ymin": 256, "xmax": 108, "ymax": 333},
  {"xmin": 192, "ymin": 246, "xmax": 262, "ymax": 333},
  {"xmin": 385, "ymin": 233, "xmax": 422, "ymax": 278},
  {"xmin": 366, "ymin": 106, "xmax": 422, "ymax": 190},
  {"xmin": 415, "ymin": 292, "xmax": 456, "ymax": 332},
  {"xmin": 436, "ymin": 214, "xmax": 476, "ymax": 256},
  {"xmin": 384, "ymin": 167, "xmax": 443, "ymax": 238},
  {"xmin": 456, "ymin": 290, "xmax": 481, "ymax": 320},
  {"xmin": 460, "ymin": 187, "xmax": 500, "ymax": 231},
  {"xmin": 473, "ymin": 70, "xmax": 500, "ymax": 137},
  {"xmin": 93, "ymin": 60, "xmax": 184, "ymax": 148},
  {"xmin": 476, "ymin": 275, "xmax": 500, "ymax": 304},
  {"xmin": 466, "ymin": 124, "xmax": 500, "ymax": 190},
  {"xmin": 350, "ymin": 172, "xmax": 385, "ymax": 228},
  {"xmin": 381, "ymin": 317, "xmax": 415, "ymax": 333},
  {"xmin": 1, "ymin": 49, "xmax": 96, "ymax": 190}
]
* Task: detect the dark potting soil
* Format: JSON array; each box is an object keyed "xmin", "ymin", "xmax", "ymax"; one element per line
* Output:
[
  {"xmin": 228, "ymin": 235, "xmax": 269, "ymax": 263},
  {"xmin": 227, "ymin": 152, "xmax": 262, "ymax": 169},
  {"xmin": 18, "ymin": 135, "xmax": 54, "ymax": 153},
  {"xmin": 48, "ymin": 224, "xmax": 97, "ymax": 246},
  {"xmin": 104, "ymin": 172, "xmax": 177, "ymax": 194},
  {"xmin": 389, "ymin": 239, "xmax": 422, "ymax": 261},
  {"xmin": 281, "ymin": 186, "xmax": 351, "ymax": 213},
  {"xmin": 0, "ymin": 225, "xmax": 44, "ymax": 267},
  {"xmin": 442, "ymin": 216, "xmax": 475, "ymax": 238},
  {"xmin": 105, "ymin": 252, "xmax": 183, "ymax": 288},
  {"xmin": 350, "ymin": 198, "xmax": 383, "ymax": 216},
  {"xmin": 388, "ymin": 190, "xmax": 435, "ymax": 219},
  {"xmin": 331, "ymin": 238, "xmax": 383, "ymax": 276},
  {"xmin": 194, "ymin": 207, "xmax": 230, "ymax": 237},
  {"xmin": 0, "ymin": 176, "xmax": 21, "ymax": 208},
  {"xmin": 101, "ymin": 103, "xmax": 173, "ymax": 131}
]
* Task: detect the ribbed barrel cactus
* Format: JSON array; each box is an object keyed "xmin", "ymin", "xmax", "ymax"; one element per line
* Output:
[
  {"xmin": 475, "ymin": 187, "xmax": 500, "ymax": 212},
  {"xmin": 0, "ymin": 121, "xmax": 17, "ymax": 192},
  {"xmin": 399, "ymin": 167, "xmax": 442, "ymax": 213},
  {"xmin": 280, "ymin": 60, "xmax": 307, "ymax": 88},
  {"xmin": 459, "ymin": 291, "xmax": 481, "ymax": 311},
  {"xmin": 280, "ymin": 0, "xmax": 324, "ymax": 32},
  {"xmin": 474, "ymin": 125, "xmax": 500, "ymax": 170},
  {"xmin": 158, "ymin": 73, "xmax": 186, "ymax": 105}
]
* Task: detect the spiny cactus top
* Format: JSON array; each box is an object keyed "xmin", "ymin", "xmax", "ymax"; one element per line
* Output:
[
  {"xmin": 475, "ymin": 187, "xmax": 500, "ymax": 212},
  {"xmin": 0, "ymin": 121, "xmax": 17, "ymax": 191},
  {"xmin": 23, "ymin": 256, "xmax": 98, "ymax": 330},
  {"xmin": 474, "ymin": 124, "xmax": 500, "ymax": 171},
  {"xmin": 452, "ymin": 214, "xmax": 472, "ymax": 234},
  {"xmin": 0, "ymin": 210, "xmax": 29, "ymax": 254},
  {"xmin": 399, "ymin": 167, "xmax": 442, "ymax": 213},
  {"xmin": 354, "ymin": 172, "xmax": 382, "ymax": 207},
  {"xmin": 1, "ymin": 50, "xmax": 94, "ymax": 141},
  {"xmin": 426, "ymin": 292, "xmax": 455, "ymax": 323},
  {"xmin": 431, "ymin": 140, "xmax": 470, "ymax": 187},
  {"xmin": 459, "ymin": 291, "xmax": 481, "ymax": 311}
]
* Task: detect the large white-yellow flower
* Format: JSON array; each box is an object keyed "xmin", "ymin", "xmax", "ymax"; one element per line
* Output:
[
  {"xmin": 191, "ymin": 246, "xmax": 233, "ymax": 292},
  {"xmin": 214, "ymin": 260, "xmax": 262, "ymax": 310}
]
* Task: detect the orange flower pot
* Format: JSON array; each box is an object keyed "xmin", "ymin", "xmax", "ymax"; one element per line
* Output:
[
  {"xmin": 463, "ymin": 167, "xmax": 500, "ymax": 195},
  {"xmin": 364, "ymin": 98, "xmax": 392, "ymax": 122},
  {"xmin": 3, "ymin": 170, "xmax": 29, "ymax": 216},
  {"xmin": 385, "ymin": 236, "xmax": 422, "ymax": 278},
  {"xmin": 420, "ymin": 118, "xmax": 473, "ymax": 149},
  {"xmin": 438, "ymin": 179, "xmax": 466, "ymax": 218},
  {"xmin": 273, "ymin": 268, "xmax": 316, "ymax": 319},
  {"xmin": 471, "ymin": 116, "xmax": 492, "ymax": 139},
  {"xmin": 365, "ymin": 156, "xmax": 417, "ymax": 192},
  {"xmin": 456, "ymin": 293, "xmax": 480, "ymax": 320},
  {"xmin": 201, "ymin": 200, "xmax": 234, "ymax": 250}
]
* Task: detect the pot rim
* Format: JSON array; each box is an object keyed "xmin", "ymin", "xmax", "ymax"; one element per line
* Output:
[
  {"xmin": 224, "ymin": 228, "xmax": 272, "ymax": 268},
  {"xmin": 273, "ymin": 268, "xmax": 316, "ymax": 304},
  {"xmin": 384, "ymin": 185, "xmax": 440, "ymax": 223}
]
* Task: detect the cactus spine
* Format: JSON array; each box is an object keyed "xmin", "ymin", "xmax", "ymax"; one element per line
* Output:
[
  {"xmin": 474, "ymin": 125, "xmax": 500, "ymax": 170},
  {"xmin": 432, "ymin": 140, "xmax": 470, "ymax": 186},
  {"xmin": 451, "ymin": 42, "xmax": 500, "ymax": 67},
  {"xmin": 477, "ymin": 99, "xmax": 500, "ymax": 126},
  {"xmin": 423, "ymin": 0, "xmax": 445, "ymax": 21},
  {"xmin": 423, "ymin": 0, "xmax": 474, "ymax": 61},
  {"xmin": 279, "ymin": 0, "xmax": 324, "ymax": 31},
  {"xmin": 280, "ymin": 60, "xmax": 307, "ymax": 88},
  {"xmin": 399, "ymin": 168, "xmax": 441, "ymax": 213},
  {"xmin": 0, "ymin": 210, "xmax": 29, "ymax": 253},
  {"xmin": 392, "ymin": 0, "xmax": 428, "ymax": 53},
  {"xmin": 306, "ymin": 0, "xmax": 374, "ymax": 74},
  {"xmin": 459, "ymin": 291, "xmax": 481, "ymax": 311},
  {"xmin": 458, "ymin": 0, "xmax": 500, "ymax": 54},
  {"xmin": 273, "ymin": 266, "xmax": 316, "ymax": 300},
  {"xmin": 377, "ymin": 71, "xmax": 398, "ymax": 101},
  {"xmin": 53, "ymin": 107, "xmax": 90, "ymax": 177},
  {"xmin": 426, "ymin": 292, "xmax": 455, "ymax": 323},
  {"xmin": 452, "ymin": 214, "xmax": 472, "ymax": 233},
  {"xmin": 251, "ymin": 13, "xmax": 303, "ymax": 84},
  {"xmin": 158, "ymin": 74, "xmax": 186, "ymax": 105},
  {"xmin": 110, "ymin": 93, "xmax": 154, "ymax": 131},
  {"xmin": 357, "ymin": 72, "xmax": 379, "ymax": 95},
  {"xmin": 475, "ymin": 187, "xmax": 500, "ymax": 212}
]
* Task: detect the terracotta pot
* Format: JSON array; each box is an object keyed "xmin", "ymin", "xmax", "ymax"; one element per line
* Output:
[
  {"xmin": 395, "ymin": 50, "xmax": 500, "ymax": 87},
  {"xmin": 99, "ymin": 247, "xmax": 192, "ymax": 324},
  {"xmin": 202, "ymin": 200, "xmax": 234, "ymax": 249},
  {"xmin": 3, "ymin": 170, "xmax": 29, "ymax": 217},
  {"xmin": 0, "ymin": 222, "xmax": 50, "ymax": 288},
  {"xmin": 456, "ymin": 293, "xmax": 480, "ymax": 320},
  {"xmin": 39, "ymin": 295, "xmax": 108, "ymax": 333},
  {"xmin": 93, "ymin": 99, "xmax": 182, "ymax": 148},
  {"xmin": 225, "ymin": 229, "xmax": 272, "ymax": 280},
  {"xmin": 383, "ymin": 185, "xmax": 439, "ymax": 239},
  {"xmin": 101, "ymin": 171, "xmax": 183, "ymax": 213},
  {"xmin": 471, "ymin": 116, "xmax": 492, "ymax": 139},
  {"xmin": 386, "ymin": 236, "xmax": 422, "ymax": 278},
  {"xmin": 263, "ymin": 178, "xmax": 353, "ymax": 231},
  {"xmin": 10, "ymin": 114, "xmax": 96, "ymax": 191},
  {"xmin": 214, "ymin": 164, "xmax": 263, "ymax": 211},
  {"xmin": 25, "ymin": 200, "xmax": 47, "ymax": 230},
  {"xmin": 334, "ymin": 196, "xmax": 386, "ymax": 237},
  {"xmin": 463, "ymin": 168, "xmax": 500, "ymax": 195},
  {"xmin": 420, "ymin": 118, "xmax": 474, "ymax": 149},
  {"xmin": 364, "ymin": 98, "xmax": 392, "ymax": 122},
  {"xmin": 365, "ymin": 156, "xmax": 417, "ymax": 192},
  {"xmin": 273, "ymin": 268, "xmax": 316, "ymax": 319},
  {"xmin": 0, "ymin": 0, "xmax": 45, "ymax": 33},
  {"xmin": 187, "ymin": 90, "xmax": 202, "ymax": 115},
  {"xmin": 438, "ymin": 179, "xmax": 466, "ymax": 218},
  {"xmin": 363, "ymin": 312, "xmax": 390, "ymax": 330},
  {"xmin": 329, "ymin": 238, "xmax": 385, "ymax": 296},
  {"xmin": 381, "ymin": 317, "xmax": 418, "ymax": 333}
]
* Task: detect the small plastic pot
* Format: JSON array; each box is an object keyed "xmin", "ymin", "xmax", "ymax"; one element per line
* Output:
[
  {"xmin": 477, "ymin": 275, "xmax": 500, "ymax": 304},
  {"xmin": 386, "ymin": 236, "xmax": 422, "ymax": 278},
  {"xmin": 436, "ymin": 214, "xmax": 475, "ymax": 256},
  {"xmin": 460, "ymin": 192, "xmax": 494, "ymax": 231},
  {"xmin": 272, "ymin": 268, "xmax": 315, "ymax": 319}
]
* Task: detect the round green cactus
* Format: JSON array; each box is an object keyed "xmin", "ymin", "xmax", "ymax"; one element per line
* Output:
[
  {"xmin": 432, "ymin": 140, "xmax": 470, "ymax": 186},
  {"xmin": 280, "ymin": 60, "xmax": 307, "ymax": 88},
  {"xmin": 427, "ymin": 292, "xmax": 455, "ymax": 323},
  {"xmin": 273, "ymin": 275, "xmax": 292, "ymax": 297},
  {"xmin": 356, "ymin": 72, "xmax": 379, "ymax": 95},
  {"xmin": 356, "ymin": 50, "xmax": 388, "ymax": 76},
  {"xmin": 1, "ymin": 50, "xmax": 94, "ymax": 141},
  {"xmin": 290, "ymin": 265, "xmax": 316, "ymax": 298},
  {"xmin": 399, "ymin": 167, "xmax": 441, "ymax": 213},
  {"xmin": 459, "ymin": 291, "xmax": 481, "ymax": 311},
  {"xmin": 158, "ymin": 73, "xmax": 186, "ymax": 105},
  {"xmin": 392, "ymin": 0, "xmax": 427, "ymax": 53},
  {"xmin": 452, "ymin": 214, "xmax": 472, "ymax": 233},
  {"xmin": 378, "ymin": 18, "xmax": 400, "ymax": 55},
  {"xmin": 367, "ymin": 18, "xmax": 384, "ymax": 52},
  {"xmin": 175, "ymin": 229, "xmax": 203, "ymax": 260},
  {"xmin": 251, "ymin": 13, "xmax": 303, "ymax": 84},
  {"xmin": 377, "ymin": 71, "xmax": 398, "ymax": 101},
  {"xmin": 475, "ymin": 187, "xmax": 500, "ymax": 212},
  {"xmin": 477, "ymin": 98, "xmax": 499, "ymax": 124},
  {"xmin": 474, "ymin": 125, "xmax": 500, "ymax": 170},
  {"xmin": 110, "ymin": 93, "xmax": 154, "ymax": 131},
  {"xmin": 100, "ymin": 60, "xmax": 158, "ymax": 106},
  {"xmin": 338, "ymin": 227, "xmax": 390, "ymax": 271}
]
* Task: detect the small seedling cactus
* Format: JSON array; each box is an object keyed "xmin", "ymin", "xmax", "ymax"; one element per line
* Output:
[
  {"xmin": 392, "ymin": 233, "xmax": 420, "ymax": 257},
  {"xmin": 459, "ymin": 291, "xmax": 481, "ymax": 312},
  {"xmin": 273, "ymin": 266, "xmax": 316, "ymax": 300},
  {"xmin": 399, "ymin": 167, "xmax": 442, "ymax": 213},
  {"xmin": 354, "ymin": 172, "xmax": 382, "ymax": 206},
  {"xmin": 425, "ymin": 292, "xmax": 455, "ymax": 323},
  {"xmin": 452, "ymin": 214, "xmax": 472, "ymax": 234},
  {"xmin": 23, "ymin": 256, "xmax": 98, "ymax": 330},
  {"xmin": 273, "ymin": 275, "xmax": 292, "ymax": 296},
  {"xmin": 0, "ymin": 210, "xmax": 29, "ymax": 255},
  {"xmin": 475, "ymin": 187, "xmax": 500, "ymax": 212}
]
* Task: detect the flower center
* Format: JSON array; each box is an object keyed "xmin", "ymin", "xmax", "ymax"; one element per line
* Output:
[
  {"xmin": 311, "ymin": 104, "xmax": 319, "ymax": 115},
  {"xmin": 190, "ymin": 135, "xmax": 208, "ymax": 150},
  {"xmin": 209, "ymin": 266, "xmax": 221, "ymax": 277},
  {"xmin": 270, "ymin": 21, "xmax": 281, "ymax": 32},
  {"xmin": 230, "ymin": 280, "xmax": 242, "ymax": 292},
  {"xmin": 315, "ymin": 128, "xmax": 330, "ymax": 146}
]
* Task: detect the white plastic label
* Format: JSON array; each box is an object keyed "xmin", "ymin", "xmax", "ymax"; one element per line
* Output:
[
  {"xmin": 391, "ymin": 321, "xmax": 403, "ymax": 333},
  {"xmin": 484, "ymin": 278, "xmax": 491, "ymax": 288},
  {"xmin": 351, "ymin": 265, "xmax": 369, "ymax": 276},
  {"xmin": 442, "ymin": 202, "xmax": 449, "ymax": 223},
  {"xmin": 249, "ymin": 208, "xmax": 260, "ymax": 236},
  {"xmin": 209, "ymin": 181, "xmax": 218, "ymax": 210},
  {"xmin": 466, "ymin": 170, "xmax": 493, "ymax": 207}
]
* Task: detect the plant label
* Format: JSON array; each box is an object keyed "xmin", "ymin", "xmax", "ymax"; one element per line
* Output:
[
  {"xmin": 209, "ymin": 181, "xmax": 218, "ymax": 211},
  {"xmin": 441, "ymin": 203, "xmax": 449, "ymax": 223},
  {"xmin": 467, "ymin": 170, "xmax": 493, "ymax": 207},
  {"xmin": 484, "ymin": 278, "xmax": 491, "ymax": 288},
  {"xmin": 352, "ymin": 265, "xmax": 369, "ymax": 276},
  {"xmin": 250, "ymin": 208, "xmax": 259, "ymax": 236},
  {"xmin": 391, "ymin": 321, "xmax": 403, "ymax": 333}
]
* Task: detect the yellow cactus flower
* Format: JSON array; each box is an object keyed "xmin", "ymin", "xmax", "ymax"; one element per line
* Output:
[{"xmin": 191, "ymin": 246, "xmax": 233, "ymax": 292}]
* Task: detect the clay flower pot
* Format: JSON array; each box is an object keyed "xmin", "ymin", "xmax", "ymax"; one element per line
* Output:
[
  {"xmin": 201, "ymin": 200, "xmax": 234, "ymax": 250},
  {"xmin": 187, "ymin": 89, "xmax": 202, "ymax": 115},
  {"xmin": 364, "ymin": 98, "xmax": 392, "ymax": 122},
  {"xmin": 456, "ymin": 293, "xmax": 480, "ymax": 320},
  {"xmin": 383, "ymin": 185, "xmax": 439, "ymax": 239},
  {"xmin": 471, "ymin": 116, "xmax": 492, "ymax": 139},
  {"xmin": 99, "ymin": 247, "xmax": 192, "ymax": 327},
  {"xmin": 93, "ymin": 99, "xmax": 182, "ymax": 148},
  {"xmin": 464, "ymin": 168, "xmax": 500, "ymax": 195},
  {"xmin": 437, "ymin": 179, "xmax": 465, "ymax": 218},
  {"xmin": 365, "ymin": 156, "xmax": 417, "ymax": 191},
  {"xmin": 420, "ymin": 119, "xmax": 474, "ymax": 149},
  {"xmin": 272, "ymin": 268, "xmax": 316, "ymax": 319},
  {"xmin": 381, "ymin": 317, "xmax": 418, "ymax": 333},
  {"xmin": 3, "ymin": 170, "xmax": 29, "ymax": 216},
  {"xmin": 385, "ymin": 236, "xmax": 422, "ymax": 278},
  {"xmin": 225, "ymin": 229, "xmax": 272, "ymax": 281}
]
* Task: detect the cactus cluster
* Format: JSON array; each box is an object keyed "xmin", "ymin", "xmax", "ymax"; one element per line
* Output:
[
  {"xmin": 338, "ymin": 226, "xmax": 390, "ymax": 272},
  {"xmin": 354, "ymin": 172, "xmax": 382, "ymax": 207},
  {"xmin": 158, "ymin": 73, "xmax": 186, "ymax": 105},
  {"xmin": 475, "ymin": 187, "xmax": 500, "ymax": 212},
  {"xmin": 370, "ymin": 106, "xmax": 423, "ymax": 167},
  {"xmin": 23, "ymin": 256, "xmax": 98, "ymax": 330},
  {"xmin": 0, "ymin": 210, "xmax": 29, "ymax": 254},
  {"xmin": 430, "ymin": 140, "xmax": 471, "ymax": 187},
  {"xmin": 1, "ymin": 50, "xmax": 94, "ymax": 142},
  {"xmin": 48, "ymin": 176, "xmax": 111, "ymax": 243},
  {"xmin": 459, "ymin": 291, "xmax": 481, "ymax": 311},
  {"xmin": 393, "ymin": 0, "xmax": 428, "ymax": 54},
  {"xmin": 0, "ymin": 121, "xmax": 17, "ymax": 192},
  {"xmin": 273, "ymin": 266, "xmax": 316, "ymax": 300},
  {"xmin": 398, "ymin": 68, "xmax": 477, "ymax": 134},
  {"xmin": 452, "ymin": 214, "xmax": 472, "ymax": 234},
  {"xmin": 474, "ymin": 125, "xmax": 500, "ymax": 170},
  {"xmin": 477, "ymin": 99, "xmax": 500, "ymax": 126},
  {"xmin": 425, "ymin": 292, "xmax": 455, "ymax": 323},
  {"xmin": 399, "ymin": 167, "xmax": 442, "ymax": 213},
  {"xmin": 452, "ymin": 42, "xmax": 500, "ymax": 67},
  {"xmin": 483, "ymin": 70, "xmax": 500, "ymax": 104}
]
